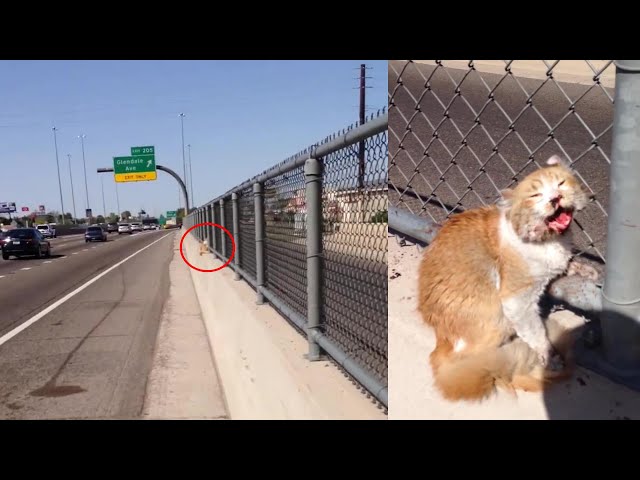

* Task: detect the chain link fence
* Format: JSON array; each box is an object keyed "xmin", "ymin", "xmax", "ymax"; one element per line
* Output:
[
  {"xmin": 389, "ymin": 60, "xmax": 640, "ymax": 390},
  {"xmin": 184, "ymin": 110, "xmax": 389, "ymax": 410},
  {"xmin": 389, "ymin": 60, "xmax": 615, "ymax": 278}
]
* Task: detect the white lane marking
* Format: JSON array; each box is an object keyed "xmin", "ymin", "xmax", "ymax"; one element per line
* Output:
[
  {"xmin": 43, "ymin": 261, "xmax": 52, "ymax": 264},
  {"xmin": 0, "ymin": 275, "xmax": 5, "ymax": 279},
  {"xmin": 0, "ymin": 233, "xmax": 173, "ymax": 347},
  {"xmin": 20, "ymin": 267, "xmax": 32, "ymax": 271},
  {"xmin": 72, "ymin": 252, "xmax": 79, "ymax": 255},
  {"xmin": 91, "ymin": 246, "xmax": 97, "ymax": 249}
]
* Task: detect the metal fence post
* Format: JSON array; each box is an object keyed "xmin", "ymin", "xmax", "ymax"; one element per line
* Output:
[
  {"xmin": 219, "ymin": 198, "xmax": 226, "ymax": 259},
  {"xmin": 305, "ymin": 156, "xmax": 323, "ymax": 361},
  {"xmin": 254, "ymin": 182, "xmax": 265, "ymax": 305},
  {"xmin": 600, "ymin": 60, "xmax": 640, "ymax": 370},
  {"xmin": 207, "ymin": 204, "xmax": 213, "ymax": 251},
  {"xmin": 211, "ymin": 204, "xmax": 217, "ymax": 253},
  {"xmin": 232, "ymin": 192, "xmax": 241, "ymax": 280}
]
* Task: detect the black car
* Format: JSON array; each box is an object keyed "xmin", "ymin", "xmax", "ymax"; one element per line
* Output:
[
  {"xmin": 1, "ymin": 228, "xmax": 52, "ymax": 260},
  {"xmin": 107, "ymin": 223, "xmax": 118, "ymax": 233},
  {"xmin": 85, "ymin": 226, "xmax": 107, "ymax": 242}
]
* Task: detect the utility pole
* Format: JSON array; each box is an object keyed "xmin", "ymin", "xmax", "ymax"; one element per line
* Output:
[
  {"xmin": 52, "ymin": 127, "xmax": 66, "ymax": 225},
  {"xmin": 100, "ymin": 174, "xmax": 107, "ymax": 220},
  {"xmin": 78, "ymin": 134, "xmax": 90, "ymax": 221},
  {"xmin": 358, "ymin": 63, "xmax": 367, "ymax": 190},
  {"xmin": 188, "ymin": 144, "xmax": 194, "ymax": 207},
  {"xmin": 67, "ymin": 154, "xmax": 78, "ymax": 222},
  {"xmin": 179, "ymin": 113, "xmax": 187, "ymax": 211},
  {"xmin": 115, "ymin": 182, "xmax": 121, "ymax": 220}
]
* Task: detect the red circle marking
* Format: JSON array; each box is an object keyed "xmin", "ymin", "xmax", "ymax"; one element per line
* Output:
[{"xmin": 179, "ymin": 222, "xmax": 236, "ymax": 273}]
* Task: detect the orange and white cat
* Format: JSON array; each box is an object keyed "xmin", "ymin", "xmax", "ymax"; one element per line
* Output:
[{"xmin": 417, "ymin": 155, "xmax": 589, "ymax": 401}]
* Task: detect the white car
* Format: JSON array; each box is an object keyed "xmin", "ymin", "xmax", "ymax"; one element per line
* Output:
[
  {"xmin": 130, "ymin": 223, "xmax": 142, "ymax": 233},
  {"xmin": 36, "ymin": 224, "xmax": 57, "ymax": 238},
  {"xmin": 118, "ymin": 223, "xmax": 132, "ymax": 234}
]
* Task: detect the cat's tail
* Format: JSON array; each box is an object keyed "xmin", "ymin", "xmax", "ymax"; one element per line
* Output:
[
  {"xmin": 430, "ymin": 333, "xmax": 576, "ymax": 402},
  {"xmin": 429, "ymin": 340, "xmax": 514, "ymax": 401}
]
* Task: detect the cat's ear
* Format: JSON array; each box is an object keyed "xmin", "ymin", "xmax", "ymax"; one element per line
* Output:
[
  {"xmin": 497, "ymin": 188, "xmax": 514, "ymax": 208},
  {"xmin": 546, "ymin": 155, "xmax": 570, "ymax": 169}
]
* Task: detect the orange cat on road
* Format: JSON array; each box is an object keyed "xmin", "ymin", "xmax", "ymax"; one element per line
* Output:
[{"xmin": 418, "ymin": 155, "xmax": 589, "ymax": 401}]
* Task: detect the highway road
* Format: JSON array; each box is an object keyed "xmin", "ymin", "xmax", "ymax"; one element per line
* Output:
[
  {"xmin": 0, "ymin": 229, "xmax": 176, "ymax": 419},
  {"xmin": 389, "ymin": 60, "xmax": 614, "ymax": 275}
]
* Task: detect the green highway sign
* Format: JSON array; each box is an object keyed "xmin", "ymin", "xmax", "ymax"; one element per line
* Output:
[
  {"xmin": 113, "ymin": 154, "xmax": 157, "ymax": 182},
  {"xmin": 166, "ymin": 210, "xmax": 177, "ymax": 218},
  {"xmin": 131, "ymin": 146, "xmax": 155, "ymax": 156}
]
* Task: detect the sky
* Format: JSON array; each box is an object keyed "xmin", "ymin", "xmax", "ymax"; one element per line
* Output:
[{"xmin": 0, "ymin": 60, "xmax": 388, "ymax": 219}]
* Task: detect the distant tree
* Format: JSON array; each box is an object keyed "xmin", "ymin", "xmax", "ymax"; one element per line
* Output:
[
  {"xmin": 121, "ymin": 210, "xmax": 131, "ymax": 220},
  {"xmin": 96, "ymin": 215, "xmax": 105, "ymax": 223},
  {"xmin": 107, "ymin": 213, "xmax": 119, "ymax": 223}
]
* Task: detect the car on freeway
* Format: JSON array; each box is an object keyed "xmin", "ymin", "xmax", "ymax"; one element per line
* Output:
[
  {"xmin": 142, "ymin": 224, "xmax": 150, "ymax": 231},
  {"xmin": 1, "ymin": 228, "xmax": 52, "ymax": 260},
  {"xmin": 36, "ymin": 224, "xmax": 57, "ymax": 239},
  {"xmin": 118, "ymin": 223, "xmax": 132, "ymax": 234},
  {"xmin": 130, "ymin": 223, "xmax": 142, "ymax": 233},
  {"xmin": 107, "ymin": 223, "xmax": 118, "ymax": 233},
  {"xmin": 85, "ymin": 225, "xmax": 108, "ymax": 242}
]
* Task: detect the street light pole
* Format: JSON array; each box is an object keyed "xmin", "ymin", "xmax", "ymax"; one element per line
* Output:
[
  {"xmin": 67, "ymin": 154, "xmax": 78, "ymax": 222},
  {"xmin": 52, "ymin": 127, "xmax": 66, "ymax": 225},
  {"xmin": 78, "ymin": 134, "xmax": 90, "ymax": 220},
  {"xmin": 187, "ymin": 143, "xmax": 194, "ymax": 207},
  {"xmin": 179, "ymin": 113, "xmax": 187, "ymax": 212},
  {"xmin": 100, "ymin": 175, "xmax": 107, "ymax": 220},
  {"xmin": 115, "ymin": 182, "xmax": 121, "ymax": 220}
]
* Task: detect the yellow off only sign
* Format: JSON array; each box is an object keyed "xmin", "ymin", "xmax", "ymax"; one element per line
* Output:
[{"xmin": 115, "ymin": 171, "xmax": 158, "ymax": 183}]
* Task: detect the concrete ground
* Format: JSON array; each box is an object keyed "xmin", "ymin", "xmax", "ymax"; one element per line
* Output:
[
  {"xmin": 0, "ymin": 230, "xmax": 174, "ymax": 419},
  {"xmin": 388, "ymin": 236, "xmax": 640, "ymax": 420},
  {"xmin": 183, "ymin": 233, "xmax": 386, "ymax": 420},
  {"xmin": 142, "ymin": 234, "xmax": 228, "ymax": 420}
]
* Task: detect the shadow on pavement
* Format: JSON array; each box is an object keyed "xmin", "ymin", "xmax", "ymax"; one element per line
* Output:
[{"xmin": 542, "ymin": 307, "xmax": 640, "ymax": 420}]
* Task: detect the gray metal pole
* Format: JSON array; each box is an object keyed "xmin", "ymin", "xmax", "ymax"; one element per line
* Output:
[
  {"xmin": 115, "ymin": 182, "xmax": 121, "ymax": 220},
  {"xmin": 100, "ymin": 175, "xmax": 107, "ymax": 219},
  {"xmin": 210, "ymin": 204, "xmax": 217, "ymax": 253},
  {"xmin": 180, "ymin": 113, "xmax": 187, "ymax": 203},
  {"xmin": 389, "ymin": 205, "xmax": 441, "ymax": 244},
  {"xmin": 305, "ymin": 157, "xmax": 323, "ymax": 361},
  {"xmin": 52, "ymin": 127, "xmax": 66, "ymax": 225},
  {"xmin": 207, "ymin": 204, "xmax": 213, "ymax": 251},
  {"xmin": 358, "ymin": 63, "xmax": 366, "ymax": 190},
  {"xmin": 67, "ymin": 154, "xmax": 77, "ymax": 222},
  {"xmin": 188, "ymin": 144, "xmax": 194, "ymax": 208},
  {"xmin": 79, "ymin": 134, "xmax": 90, "ymax": 217},
  {"xmin": 219, "ymin": 199, "xmax": 226, "ymax": 259},
  {"xmin": 254, "ymin": 182, "xmax": 265, "ymax": 305},
  {"xmin": 600, "ymin": 60, "xmax": 640, "ymax": 370},
  {"xmin": 232, "ymin": 193, "xmax": 241, "ymax": 280},
  {"xmin": 97, "ymin": 164, "xmax": 189, "ymax": 213}
]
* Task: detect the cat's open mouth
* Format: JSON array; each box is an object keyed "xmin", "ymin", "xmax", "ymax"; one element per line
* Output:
[{"xmin": 545, "ymin": 206, "xmax": 573, "ymax": 233}]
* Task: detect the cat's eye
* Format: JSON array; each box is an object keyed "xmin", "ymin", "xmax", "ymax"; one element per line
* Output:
[
  {"xmin": 558, "ymin": 180, "xmax": 565, "ymax": 187},
  {"xmin": 529, "ymin": 193, "xmax": 542, "ymax": 198}
]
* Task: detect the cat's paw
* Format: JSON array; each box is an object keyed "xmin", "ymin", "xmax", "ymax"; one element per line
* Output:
[
  {"xmin": 567, "ymin": 260, "xmax": 599, "ymax": 281},
  {"xmin": 548, "ymin": 352, "xmax": 565, "ymax": 372},
  {"xmin": 537, "ymin": 350, "xmax": 550, "ymax": 367}
]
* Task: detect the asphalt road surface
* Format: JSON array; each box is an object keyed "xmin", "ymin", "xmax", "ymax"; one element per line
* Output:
[
  {"xmin": 389, "ymin": 60, "xmax": 614, "ymax": 275},
  {"xmin": 0, "ymin": 229, "xmax": 175, "ymax": 419}
]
